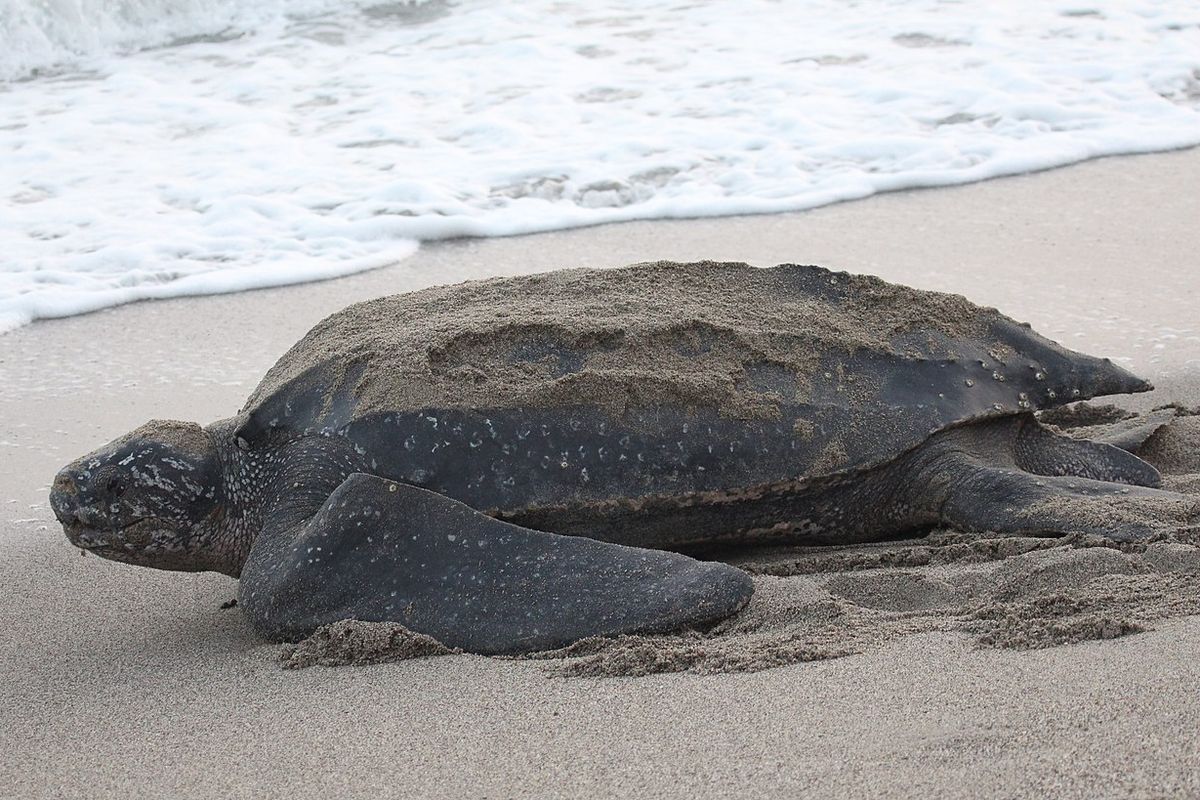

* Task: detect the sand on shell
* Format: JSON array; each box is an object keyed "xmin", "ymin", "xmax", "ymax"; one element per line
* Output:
[
  {"xmin": 5, "ymin": 148, "xmax": 1200, "ymax": 799},
  {"xmin": 245, "ymin": 261, "xmax": 997, "ymax": 424}
]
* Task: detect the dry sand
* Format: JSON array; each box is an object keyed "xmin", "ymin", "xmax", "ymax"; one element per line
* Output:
[{"xmin": 2, "ymin": 148, "xmax": 1199, "ymax": 798}]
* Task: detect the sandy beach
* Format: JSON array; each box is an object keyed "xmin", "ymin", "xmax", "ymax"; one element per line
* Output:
[{"xmin": 2, "ymin": 148, "xmax": 1199, "ymax": 798}]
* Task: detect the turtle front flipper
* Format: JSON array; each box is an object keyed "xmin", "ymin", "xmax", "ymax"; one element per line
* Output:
[{"xmin": 239, "ymin": 474, "xmax": 753, "ymax": 654}]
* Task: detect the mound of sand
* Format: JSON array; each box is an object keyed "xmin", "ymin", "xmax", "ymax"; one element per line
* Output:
[{"xmin": 280, "ymin": 619, "xmax": 457, "ymax": 669}]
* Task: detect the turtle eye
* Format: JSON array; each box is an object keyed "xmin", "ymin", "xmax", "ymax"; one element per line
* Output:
[{"xmin": 94, "ymin": 465, "xmax": 125, "ymax": 499}]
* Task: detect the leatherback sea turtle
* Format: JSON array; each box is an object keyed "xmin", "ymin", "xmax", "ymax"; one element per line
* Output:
[{"xmin": 50, "ymin": 262, "xmax": 1180, "ymax": 654}]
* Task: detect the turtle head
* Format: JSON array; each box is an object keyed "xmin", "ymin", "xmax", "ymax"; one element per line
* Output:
[{"xmin": 49, "ymin": 420, "xmax": 234, "ymax": 574}]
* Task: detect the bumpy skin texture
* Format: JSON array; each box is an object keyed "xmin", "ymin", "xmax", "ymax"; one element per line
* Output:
[{"xmin": 50, "ymin": 262, "xmax": 1181, "ymax": 652}]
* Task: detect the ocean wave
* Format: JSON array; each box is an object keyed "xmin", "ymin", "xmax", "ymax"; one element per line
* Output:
[
  {"xmin": 2, "ymin": 0, "xmax": 1199, "ymax": 332},
  {"xmin": 0, "ymin": 0, "xmax": 432, "ymax": 81}
]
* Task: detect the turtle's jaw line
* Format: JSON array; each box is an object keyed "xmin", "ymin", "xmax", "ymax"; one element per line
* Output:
[
  {"xmin": 63, "ymin": 522, "xmax": 118, "ymax": 552},
  {"xmin": 65, "ymin": 528, "xmax": 120, "ymax": 555},
  {"xmin": 62, "ymin": 517, "xmax": 169, "ymax": 551}
]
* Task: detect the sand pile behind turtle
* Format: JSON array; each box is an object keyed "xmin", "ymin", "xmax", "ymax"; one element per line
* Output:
[
  {"xmin": 534, "ymin": 536, "xmax": 1200, "ymax": 677},
  {"xmin": 281, "ymin": 407, "xmax": 1200, "ymax": 676},
  {"xmin": 1141, "ymin": 413, "xmax": 1200, "ymax": 488}
]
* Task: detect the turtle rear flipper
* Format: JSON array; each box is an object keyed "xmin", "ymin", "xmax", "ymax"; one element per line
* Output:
[
  {"xmin": 940, "ymin": 465, "xmax": 1193, "ymax": 542},
  {"xmin": 1080, "ymin": 407, "xmax": 1178, "ymax": 453},
  {"xmin": 239, "ymin": 474, "xmax": 753, "ymax": 654},
  {"xmin": 1014, "ymin": 418, "xmax": 1163, "ymax": 487},
  {"xmin": 928, "ymin": 419, "xmax": 1196, "ymax": 542}
]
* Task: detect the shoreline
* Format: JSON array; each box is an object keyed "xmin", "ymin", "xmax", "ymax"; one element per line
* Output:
[
  {"xmin": 3, "ymin": 148, "xmax": 1199, "ymax": 799},
  {"xmin": 7, "ymin": 144, "xmax": 1200, "ymax": 341},
  {"xmin": 5, "ymin": 143, "xmax": 1199, "ymax": 337}
]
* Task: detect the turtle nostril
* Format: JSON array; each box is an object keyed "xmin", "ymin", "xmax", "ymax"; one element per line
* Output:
[{"xmin": 53, "ymin": 473, "xmax": 77, "ymax": 495}]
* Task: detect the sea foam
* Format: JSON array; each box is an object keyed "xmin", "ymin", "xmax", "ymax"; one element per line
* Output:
[{"xmin": 2, "ymin": 0, "xmax": 1199, "ymax": 332}]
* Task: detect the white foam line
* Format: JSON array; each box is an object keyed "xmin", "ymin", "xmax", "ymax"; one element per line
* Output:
[
  {"xmin": 1, "ymin": 0, "xmax": 1198, "ymax": 332},
  {"xmin": 0, "ymin": 246, "xmax": 415, "ymax": 333}
]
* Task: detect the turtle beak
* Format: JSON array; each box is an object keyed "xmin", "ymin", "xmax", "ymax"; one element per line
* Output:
[
  {"xmin": 49, "ymin": 469, "xmax": 81, "ymax": 526},
  {"xmin": 50, "ymin": 467, "xmax": 105, "ymax": 545},
  {"xmin": 50, "ymin": 471, "xmax": 122, "ymax": 553}
]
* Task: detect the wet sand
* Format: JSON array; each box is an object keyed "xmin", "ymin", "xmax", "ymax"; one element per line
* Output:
[{"xmin": 2, "ymin": 148, "xmax": 1199, "ymax": 798}]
